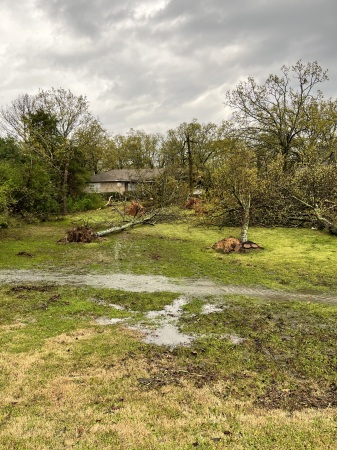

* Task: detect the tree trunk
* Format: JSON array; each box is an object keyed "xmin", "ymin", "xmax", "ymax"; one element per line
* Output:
[
  {"xmin": 96, "ymin": 213, "xmax": 157, "ymax": 237},
  {"xmin": 313, "ymin": 208, "xmax": 337, "ymax": 236},
  {"xmin": 186, "ymin": 135, "xmax": 193, "ymax": 194},
  {"xmin": 240, "ymin": 199, "xmax": 251, "ymax": 243},
  {"xmin": 62, "ymin": 161, "xmax": 69, "ymax": 215},
  {"xmin": 289, "ymin": 193, "xmax": 337, "ymax": 236}
]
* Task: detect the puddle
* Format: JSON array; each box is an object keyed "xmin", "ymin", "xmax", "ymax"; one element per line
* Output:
[
  {"xmin": 95, "ymin": 317, "xmax": 125, "ymax": 325},
  {"xmin": 108, "ymin": 304, "xmax": 126, "ymax": 311},
  {"xmin": 201, "ymin": 304, "xmax": 223, "ymax": 314},
  {"xmin": 1, "ymin": 269, "xmax": 336, "ymax": 304},
  {"xmin": 91, "ymin": 296, "xmax": 247, "ymax": 348},
  {"xmin": 89, "ymin": 298, "xmax": 127, "ymax": 310},
  {"xmin": 135, "ymin": 296, "xmax": 193, "ymax": 347},
  {"xmin": 146, "ymin": 296, "xmax": 188, "ymax": 319},
  {"xmin": 95, "ymin": 296, "xmax": 194, "ymax": 347},
  {"xmin": 136, "ymin": 323, "xmax": 194, "ymax": 346},
  {"xmin": 225, "ymin": 334, "xmax": 245, "ymax": 344},
  {"xmin": 199, "ymin": 332, "xmax": 245, "ymax": 344}
]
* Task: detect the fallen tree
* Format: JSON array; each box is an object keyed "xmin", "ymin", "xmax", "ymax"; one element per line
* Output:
[
  {"xmin": 96, "ymin": 212, "xmax": 158, "ymax": 237},
  {"xmin": 60, "ymin": 225, "xmax": 99, "ymax": 243},
  {"xmin": 59, "ymin": 211, "xmax": 159, "ymax": 243},
  {"xmin": 289, "ymin": 195, "xmax": 337, "ymax": 236}
]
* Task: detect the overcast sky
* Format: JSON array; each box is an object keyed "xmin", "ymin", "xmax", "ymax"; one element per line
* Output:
[{"xmin": 1, "ymin": 0, "xmax": 336, "ymax": 135}]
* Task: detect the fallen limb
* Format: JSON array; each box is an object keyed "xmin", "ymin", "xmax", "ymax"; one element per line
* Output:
[
  {"xmin": 96, "ymin": 212, "xmax": 158, "ymax": 237},
  {"xmin": 289, "ymin": 193, "xmax": 337, "ymax": 236}
]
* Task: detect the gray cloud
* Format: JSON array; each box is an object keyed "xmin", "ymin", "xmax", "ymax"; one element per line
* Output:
[{"xmin": 0, "ymin": 0, "xmax": 336, "ymax": 134}]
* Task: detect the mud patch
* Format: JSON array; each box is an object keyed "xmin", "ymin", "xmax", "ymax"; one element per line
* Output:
[
  {"xmin": 8, "ymin": 284, "xmax": 55, "ymax": 293},
  {"xmin": 138, "ymin": 349, "xmax": 220, "ymax": 390},
  {"xmin": 255, "ymin": 381, "xmax": 337, "ymax": 411},
  {"xmin": 1, "ymin": 270, "xmax": 337, "ymax": 304},
  {"xmin": 96, "ymin": 317, "xmax": 125, "ymax": 325},
  {"xmin": 201, "ymin": 304, "xmax": 223, "ymax": 314}
]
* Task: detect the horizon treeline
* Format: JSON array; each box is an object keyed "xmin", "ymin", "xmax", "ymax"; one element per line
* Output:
[{"xmin": 0, "ymin": 61, "xmax": 336, "ymax": 236}]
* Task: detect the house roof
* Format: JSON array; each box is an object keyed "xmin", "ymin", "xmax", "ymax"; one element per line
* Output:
[{"xmin": 89, "ymin": 168, "xmax": 161, "ymax": 183}]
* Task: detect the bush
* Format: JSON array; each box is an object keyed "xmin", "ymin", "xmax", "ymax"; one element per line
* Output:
[
  {"xmin": 67, "ymin": 194, "xmax": 105, "ymax": 212},
  {"xmin": 0, "ymin": 215, "xmax": 9, "ymax": 228}
]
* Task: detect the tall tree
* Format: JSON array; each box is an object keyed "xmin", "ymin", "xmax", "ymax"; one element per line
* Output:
[
  {"xmin": 162, "ymin": 120, "xmax": 222, "ymax": 193},
  {"xmin": 107, "ymin": 129, "xmax": 162, "ymax": 170},
  {"xmin": 1, "ymin": 88, "xmax": 106, "ymax": 214},
  {"xmin": 225, "ymin": 61, "xmax": 330, "ymax": 170},
  {"xmin": 0, "ymin": 93, "xmax": 36, "ymax": 140}
]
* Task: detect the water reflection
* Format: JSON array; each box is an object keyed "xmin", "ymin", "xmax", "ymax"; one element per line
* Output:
[{"xmin": 95, "ymin": 296, "xmax": 244, "ymax": 348}]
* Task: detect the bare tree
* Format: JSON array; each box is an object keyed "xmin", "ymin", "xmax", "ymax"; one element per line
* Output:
[{"xmin": 226, "ymin": 61, "xmax": 329, "ymax": 170}]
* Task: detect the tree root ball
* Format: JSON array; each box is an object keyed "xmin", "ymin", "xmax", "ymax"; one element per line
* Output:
[
  {"xmin": 125, "ymin": 200, "xmax": 144, "ymax": 217},
  {"xmin": 184, "ymin": 197, "xmax": 204, "ymax": 214},
  {"xmin": 212, "ymin": 237, "xmax": 263, "ymax": 253},
  {"xmin": 59, "ymin": 226, "xmax": 98, "ymax": 243}
]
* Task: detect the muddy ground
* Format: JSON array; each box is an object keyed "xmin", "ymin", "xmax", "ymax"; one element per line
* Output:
[{"xmin": 0, "ymin": 269, "xmax": 336, "ymax": 304}]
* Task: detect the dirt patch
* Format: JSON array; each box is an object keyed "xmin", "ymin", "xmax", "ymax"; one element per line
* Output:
[
  {"xmin": 8, "ymin": 284, "xmax": 69, "ymax": 307},
  {"xmin": 16, "ymin": 251, "xmax": 34, "ymax": 257},
  {"xmin": 255, "ymin": 381, "xmax": 337, "ymax": 411},
  {"xmin": 137, "ymin": 350, "xmax": 220, "ymax": 390},
  {"xmin": 8, "ymin": 284, "xmax": 55, "ymax": 293}
]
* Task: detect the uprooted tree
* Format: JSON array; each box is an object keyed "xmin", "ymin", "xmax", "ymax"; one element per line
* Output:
[{"xmin": 60, "ymin": 200, "xmax": 160, "ymax": 243}]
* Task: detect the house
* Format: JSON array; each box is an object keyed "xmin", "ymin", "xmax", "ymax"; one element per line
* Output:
[{"xmin": 85, "ymin": 168, "xmax": 161, "ymax": 195}]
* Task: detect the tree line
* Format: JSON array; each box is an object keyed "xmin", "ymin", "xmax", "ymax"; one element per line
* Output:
[{"xmin": 0, "ymin": 61, "xmax": 336, "ymax": 238}]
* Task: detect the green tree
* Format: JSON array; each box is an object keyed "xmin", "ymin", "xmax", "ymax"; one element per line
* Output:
[
  {"xmin": 161, "ymin": 120, "xmax": 222, "ymax": 194},
  {"xmin": 0, "ymin": 136, "xmax": 58, "ymax": 222},
  {"xmin": 1, "ymin": 88, "xmax": 106, "ymax": 214},
  {"xmin": 212, "ymin": 140, "xmax": 259, "ymax": 242},
  {"xmin": 107, "ymin": 129, "xmax": 162, "ymax": 170}
]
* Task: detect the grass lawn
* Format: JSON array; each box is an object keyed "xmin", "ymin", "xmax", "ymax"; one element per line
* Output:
[
  {"xmin": 0, "ymin": 210, "xmax": 337, "ymax": 449},
  {"xmin": 0, "ymin": 209, "xmax": 337, "ymax": 293}
]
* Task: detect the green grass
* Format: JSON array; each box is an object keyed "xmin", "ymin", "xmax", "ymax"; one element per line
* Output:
[
  {"xmin": 0, "ymin": 284, "xmax": 336, "ymax": 449},
  {"xmin": 0, "ymin": 211, "xmax": 337, "ymax": 293},
  {"xmin": 1, "ymin": 210, "xmax": 337, "ymax": 448}
]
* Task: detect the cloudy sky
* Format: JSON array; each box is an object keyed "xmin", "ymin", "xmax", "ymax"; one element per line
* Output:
[{"xmin": 0, "ymin": 0, "xmax": 336, "ymax": 135}]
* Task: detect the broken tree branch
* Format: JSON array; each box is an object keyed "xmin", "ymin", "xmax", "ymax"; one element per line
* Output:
[
  {"xmin": 96, "ymin": 212, "xmax": 158, "ymax": 237},
  {"xmin": 288, "ymin": 192, "xmax": 337, "ymax": 235}
]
